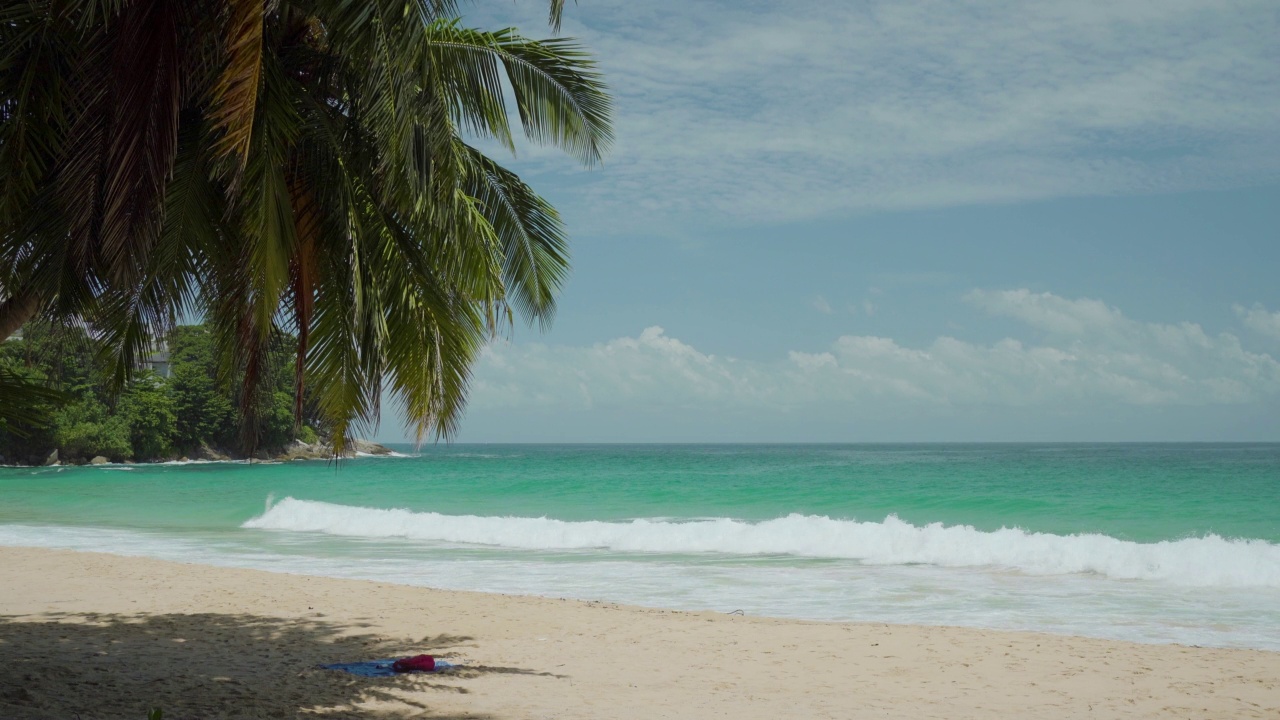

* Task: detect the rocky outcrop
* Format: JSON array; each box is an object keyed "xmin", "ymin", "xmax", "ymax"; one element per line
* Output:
[
  {"xmin": 5, "ymin": 440, "xmax": 395, "ymax": 466},
  {"xmin": 190, "ymin": 444, "xmax": 232, "ymax": 462},
  {"xmin": 276, "ymin": 438, "xmax": 394, "ymax": 461},
  {"xmin": 349, "ymin": 439, "xmax": 392, "ymax": 456},
  {"xmin": 278, "ymin": 440, "xmax": 330, "ymax": 461}
]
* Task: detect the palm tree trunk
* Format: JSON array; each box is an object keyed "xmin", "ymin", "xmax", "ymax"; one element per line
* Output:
[{"xmin": 0, "ymin": 287, "xmax": 41, "ymax": 342}]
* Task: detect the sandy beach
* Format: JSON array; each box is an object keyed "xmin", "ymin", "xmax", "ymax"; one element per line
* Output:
[{"xmin": 0, "ymin": 547, "xmax": 1274, "ymax": 719}]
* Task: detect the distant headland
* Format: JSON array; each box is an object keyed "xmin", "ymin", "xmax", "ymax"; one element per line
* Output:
[{"xmin": 1, "ymin": 322, "xmax": 386, "ymax": 466}]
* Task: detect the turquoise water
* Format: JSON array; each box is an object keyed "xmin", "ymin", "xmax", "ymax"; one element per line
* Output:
[{"xmin": 2, "ymin": 444, "xmax": 1279, "ymax": 649}]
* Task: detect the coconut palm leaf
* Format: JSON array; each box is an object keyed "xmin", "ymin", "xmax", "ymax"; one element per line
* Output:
[
  {"xmin": 210, "ymin": 0, "xmax": 266, "ymax": 172},
  {"xmin": 422, "ymin": 22, "xmax": 612, "ymax": 164},
  {"xmin": 0, "ymin": 366, "xmax": 67, "ymax": 437},
  {"xmin": 548, "ymin": 0, "xmax": 566, "ymax": 32},
  {"xmin": 0, "ymin": 0, "xmax": 611, "ymax": 453},
  {"xmin": 457, "ymin": 140, "xmax": 568, "ymax": 327},
  {"xmin": 95, "ymin": 114, "xmax": 218, "ymax": 391}
]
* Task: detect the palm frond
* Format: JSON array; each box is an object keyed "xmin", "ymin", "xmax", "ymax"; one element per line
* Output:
[
  {"xmin": 496, "ymin": 32, "xmax": 611, "ymax": 164},
  {"xmin": 423, "ymin": 22, "xmax": 612, "ymax": 165},
  {"xmin": 94, "ymin": 112, "xmax": 218, "ymax": 391},
  {"xmin": 286, "ymin": 172, "xmax": 320, "ymax": 427},
  {"xmin": 457, "ymin": 140, "xmax": 568, "ymax": 327},
  {"xmin": 421, "ymin": 22, "xmax": 516, "ymax": 156},
  {"xmin": 0, "ymin": 366, "xmax": 67, "ymax": 437},
  {"xmin": 0, "ymin": 6, "xmax": 73, "ymax": 237},
  {"xmin": 384, "ymin": 277, "xmax": 484, "ymax": 443},
  {"xmin": 210, "ymin": 0, "xmax": 265, "ymax": 172},
  {"xmin": 377, "ymin": 205, "xmax": 490, "ymax": 443},
  {"xmin": 297, "ymin": 137, "xmax": 377, "ymax": 454},
  {"xmin": 96, "ymin": 0, "xmax": 185, "ymax": 283},
  {"xmin": 1, "ymin": 0, "xmax": 614, "ymax": 449},
  {"xmin": 548, "ymin": 0, "xmax": 566, "ymax": 32}
]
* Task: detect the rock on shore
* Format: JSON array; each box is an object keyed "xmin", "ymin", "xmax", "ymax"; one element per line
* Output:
[{"xmin": 277, "ymin": 439, "xmax": 393, "ymax": 461}]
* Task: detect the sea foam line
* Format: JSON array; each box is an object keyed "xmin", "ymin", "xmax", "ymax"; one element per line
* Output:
[{"xmin": 242, "ymin": 497, "xmax": 1280, "ymax": 587}]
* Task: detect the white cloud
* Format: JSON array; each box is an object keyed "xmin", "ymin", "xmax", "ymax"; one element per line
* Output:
[
  {"xmin": 470, "ymin": 0, "xmax": 1280, "ymax": 230},
  {"xmin": 811, "ymin": 296, "xmax": 833, "ymax": 314},
  {"xmin": 473, "ymin": 326, "xmax": 781, "ymax": 410},
  {"xmin": 968, "ymin": 291, "xmax": 1279, "ymax": 400},
  {"xmin": 965, "ymin": 289, "xmax": 1126, "ymax": 337},
  {"xmin": 1236, "ymin": 304, "xmax": 1280, "ymax": 340},
  {"xmin": 469, "ymin": 290, "xmax": 1280, "ymax": 418}
]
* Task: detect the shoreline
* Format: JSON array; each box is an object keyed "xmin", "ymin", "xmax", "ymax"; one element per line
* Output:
[
  {"xmin": 1, "ymin": 547, "xmax": 1277, "ymax": 719},
  {"xmin": 0, "ymin": 445, "xmax": 415, "ymax": 469},
  {"xmin": 4, "ymin": 507, "xmax": 1279, "ymax": 652},
  {"xmin": 1, "ymin": 439, "xmax": 406, "ymax": 468}
]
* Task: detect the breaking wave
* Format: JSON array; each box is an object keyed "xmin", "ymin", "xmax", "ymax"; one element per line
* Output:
[{"xmin": 243, "ymin": 497, "xmax": 1280, "ymax": 587}]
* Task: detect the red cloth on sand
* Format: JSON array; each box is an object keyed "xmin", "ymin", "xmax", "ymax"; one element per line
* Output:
[{"xmin": 392, "ymin": 654, "xmax": 436, "ymax": 673}]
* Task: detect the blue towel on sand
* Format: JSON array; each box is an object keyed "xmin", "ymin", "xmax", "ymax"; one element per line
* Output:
[{"xmin": 321, "ymin": 659, "xmax": 456, "ymax": 677}]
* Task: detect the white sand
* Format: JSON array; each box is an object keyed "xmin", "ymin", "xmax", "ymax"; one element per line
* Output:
[{"xmin": 1, "ymin": 547, "xmax": 1276, "ymax": 719}]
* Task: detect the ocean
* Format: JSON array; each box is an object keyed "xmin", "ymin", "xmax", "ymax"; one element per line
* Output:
[{"xmin": 2, "ymin": 443, "xmax": 1278, "ymax": 650}]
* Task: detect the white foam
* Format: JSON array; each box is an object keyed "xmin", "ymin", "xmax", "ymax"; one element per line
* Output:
[
  {"xmin": 242, "ymin": 498, "xmax": 1280, "ymax": 588},
  {"xmin": 4, "ymin": 522, "xmax": 1279, "ymax": 650}
]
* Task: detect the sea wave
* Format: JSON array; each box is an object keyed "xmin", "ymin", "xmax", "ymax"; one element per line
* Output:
[{"xmin": 242, "ymin": 497, "xmax": 1280, "ymax": 587}]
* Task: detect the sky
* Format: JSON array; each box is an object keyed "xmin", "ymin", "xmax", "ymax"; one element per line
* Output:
[{"xmin": 386, "ymin": 0, "xmax": 1279, "ymax": 443}]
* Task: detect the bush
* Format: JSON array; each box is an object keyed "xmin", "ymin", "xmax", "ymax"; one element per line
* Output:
[
  {"xmin": 120, "ymin": 374, "xmax": 177, "ymax": 460},
  {"xmin": 257, "ymin": 391, "xmax": 297, "ymax": 452},
  {"xmin": 5, "ymin": 321, "xmax": 322, "ymax": 462},
  {"xmin": 170, "ymin": 363, "xmax": 235, "ymax": 450},
  {"xmin": 298, "ymin": 424, "xmax": 318, "ymax": 445},
  {"xmin": 53, "ymin": 397, "xmax": 132, "ymax": 462},
  {"xmin": 0, "ymin": 362, "xmax": 59, "ymax": 463}
]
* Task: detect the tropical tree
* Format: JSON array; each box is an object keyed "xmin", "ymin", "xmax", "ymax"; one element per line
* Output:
[
  {"xmin": 0, "ymin": 0, "xmax": 611, "ymax": 451},
  {"xmin": 120, "ymin": 372, "xmax": 179, "ymax": 460},
  {"xmin": 0, "ymin": 323, "xmax": 84, "ymax": 456},
  {"xmin": 168, "ymin": 325, "xmax": 236, "ymax": 448},
  {"xmin": 0, "ymin": 362, "xmax": 65, "ymax": 452}
]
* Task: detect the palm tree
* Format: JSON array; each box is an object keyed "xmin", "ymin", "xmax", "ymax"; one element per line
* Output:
[
  {"xmin": 0, "ymin": 0, "xmax": 611, "ymax": 450},
  {"xmin": 0, "ymin": 364, "xmax": 67, "ymax": 441}
]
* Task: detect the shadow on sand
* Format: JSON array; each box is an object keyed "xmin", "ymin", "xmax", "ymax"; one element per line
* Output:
[{"xmin": 0, "ymin": 612, "xmax": 548, "ymax": 719}]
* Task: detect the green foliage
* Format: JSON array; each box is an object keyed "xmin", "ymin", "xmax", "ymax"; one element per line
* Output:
[
  {"xmin": 171, "ymin": 363, "xmax": 237, "ymax": 450},
  {"xmin": 298, "ymin": 424, "xmax": 318, "ymax": 445},
  {"xmin": 52, "ymin": 396, "xmax": 132, "ymax": 462},
  {"xmin": 168, "ymin": 331, "xmax": 240, "ymax": 452},
  {"xmin": 169, "ymin": 326, "xmax": 219, "ymax": 370},
  {"xmin": 0, "ymin": 0, "xmax": 611, "ymax": 454},
  {"xmin": 2, "ymin": 324, "xmax": 101, "ymax": 398},
  {"xmin": 1, "ymin": 321, "xmax": 318, "ymax": 463},
  {"xmin": 120, "ymin": 374, "xmax": 178, "ymax": 461},
  {"xmin": 258, "ymin": 391, "xmax": 298, "ymax": 453},
  {"xmin": 164, "ymin": 325, "xmax": 310, "ymax": 455},
  {"xmin": 0, "ymin": 324, "xmax": 94, "ymax": 462},
  {"xmin": 0, "ymin": 361, "xmax": 61, "ymax": 459}
]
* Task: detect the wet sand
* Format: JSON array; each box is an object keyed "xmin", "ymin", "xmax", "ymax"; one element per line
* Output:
[{"xmin": 1, "ymin": 547, "xmax": 1277, "ymax": 719}]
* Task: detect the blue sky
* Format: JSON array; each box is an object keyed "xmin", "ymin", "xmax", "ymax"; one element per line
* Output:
[{"xmin": 385, "ymin": 0, "xmax": 1279, "ymax": 442}]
